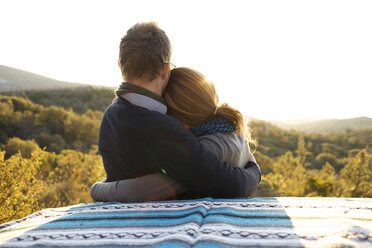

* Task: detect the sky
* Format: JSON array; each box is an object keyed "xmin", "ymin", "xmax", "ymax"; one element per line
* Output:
[{"xmin": 1, "ymin": 0, "xmax": 371, "ymax": 120}]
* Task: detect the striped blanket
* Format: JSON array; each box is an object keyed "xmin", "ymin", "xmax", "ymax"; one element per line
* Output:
[{"xmin": 1, "ymin": 197, "xmax": 371, "ymax": 247}]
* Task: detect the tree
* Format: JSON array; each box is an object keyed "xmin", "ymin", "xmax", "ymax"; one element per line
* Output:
[
  {"xmin": 252, "ymin": 151, "xmax": 273, "ymax": 174},
  {"xmin": 305, "ymin": 178, "xmax": 333, "ymax": 197},
  {"xmin": 266, "ymin": 151, "xmax": 308, "ymax": 196},
  {"xmin": 319, "ymin": 162, "xmax": 336, "ymax": 182},
  {"xmin": 254, "ymin": 177, "xmax": 278, "ymax": 197},
  {"xmin": 341, "ymin": 150, "xmax": 372, "ymax": 197},
  {"xmin": 5, "ymin": 137, "xmax": 39, "ymax": 158},
  {"xmin": 0, "ymin": 149, "xmax": 43, "ymax": 224},
  {"xmin": 296, "ymin": 134, "xmax": 310, "ymax": 166},
  {"xmin": 40, "ymin": 148, "xmax": 105, "ymax": 208},
  {"xmin": 312, "ymin": 153, "xmax": 338, "ymax": 170}
]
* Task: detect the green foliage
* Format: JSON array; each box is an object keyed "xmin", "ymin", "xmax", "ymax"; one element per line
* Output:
[
  {"xmin": 5, "ymin": 86, "xmax": 114, "ymax": 114},
  {"xmin": 312, "ymin": 153, "xmax": 338, "ymax": 170},
  {"xmin": 305, "ymin": 178, "xmax": 333, "ymax": 197},
  {"xmin": 1, "ymin": 89, "xmax": 372, "ymax": 225},
  {"xmin": 254, "ymin": 178, "xmax": 278, "ymax": 197},
  {"xmin": 0, "ymin": 95, "xmax": 101, "ymax": 153},
  {"xmin": 249, "ymin": 117, "xmax": 372, "ymax": 198},
  {"xmin": 40, "ymin": 148, "xmax": 105, "ymax": 208},
  {"xmin": 341, "ymin": 150, "xmax": 372, "ymax": 197},
  {"xmin": 319, "ymin": 162, "xmax": 336, "ymax": 182},
  {"xmin": 0, "ymin": 99, "xmax": 15, "ymax": 143},
  {"xmin": 0, "ymin": 149, "xmax": 43, "ymax": 224},
  {"xmin": 0, "ymin": 146, "xmax": 105, "ymax": 224},
  {"xmin": 252, "ymin": 151, "xmax": 273, "ymax": 174},
  {"xmin": 4, "ymin": 137, "xmax": 40, "ymax": 158},
  {"xmin": 265, "ymin": 151, "xmax": 308, "ymax": 196},
  {"xmin": 251, "ymin": 120, "xmax": 298, "ymax": 158},
  {"xmin": 295, "ymin": 134, "xmax": 311, "ymax": 166}
]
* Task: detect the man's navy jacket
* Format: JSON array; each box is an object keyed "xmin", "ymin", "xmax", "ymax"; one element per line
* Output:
[{"xmin": 98, "ymin": 97, "xmax": 261, "ymax": 198}]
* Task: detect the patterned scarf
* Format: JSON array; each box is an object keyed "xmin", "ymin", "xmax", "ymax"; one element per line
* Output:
[{"xmin": 190, "ymin": 116, "xmax": 236, "ymax": 137}]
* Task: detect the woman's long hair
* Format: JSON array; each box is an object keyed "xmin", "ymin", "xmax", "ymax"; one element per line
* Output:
[{"xmin": 163, "ymin": 67, "xmax": 253, "ymax": 142}]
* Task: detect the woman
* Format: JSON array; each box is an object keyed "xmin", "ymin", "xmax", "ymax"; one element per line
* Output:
[{"xmin": 90, "ymin": 67, "xmax": 257, "ymax": 202}]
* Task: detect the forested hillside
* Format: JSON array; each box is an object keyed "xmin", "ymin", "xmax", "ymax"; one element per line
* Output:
[
  {"xmin": 3, "ymin": 86, "xmax": 115, "ymax": 114},
  {"xmin": 250, "ymin": 120, "xmax": 372, "ymax": 197},
  {"xmin": 1, "ymin": 88, "xmax": 371, "ymax": 224}
]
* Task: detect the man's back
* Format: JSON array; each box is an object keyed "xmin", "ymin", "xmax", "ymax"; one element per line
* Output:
[
  {"xmin": 99, "ymin": 97, "xmax": 178, "ymax": 180},
  {"xmin": 98, "ymin": 97, "xmax": 261, "ymax": 198}
]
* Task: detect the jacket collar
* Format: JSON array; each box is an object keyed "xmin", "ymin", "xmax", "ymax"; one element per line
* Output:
[
  {"xmin": 115, "ymin": 82, "xmax": 166, "ymax": 105},
  {"xmin": 119, "ymin": 93, "xmax": 167, "ymax": 115}
]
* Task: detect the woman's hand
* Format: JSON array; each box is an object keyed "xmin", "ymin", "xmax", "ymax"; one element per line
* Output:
[{"xmin": 248, "ymin": 152, "xmax": 257, "ymax": 163}]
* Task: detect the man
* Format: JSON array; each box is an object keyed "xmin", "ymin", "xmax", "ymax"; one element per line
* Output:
[{"xmin": 96, "ymin": 22, "xmax": 261, "ymax": 199}]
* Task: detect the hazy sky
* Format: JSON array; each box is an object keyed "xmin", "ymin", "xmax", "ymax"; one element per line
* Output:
[{"xmin": 1, "ymin": 0, "xmax": 371, "ymax": 120}]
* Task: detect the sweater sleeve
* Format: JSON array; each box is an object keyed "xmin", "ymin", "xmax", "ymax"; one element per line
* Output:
[
  {"xmin": 90, "ymin": 173, "xmax": 188, "ymax": 202},
  {"xmin": 198, "ymin": 132, "xmax": 250, "ymax": 168},
  {"xmin": 149, "ymin": 115, "xmax": 261, "ymax": 198}
]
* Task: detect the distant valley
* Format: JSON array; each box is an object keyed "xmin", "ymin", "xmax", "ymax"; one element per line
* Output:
[{"xmin": 270, "ymin": 117, "xmax": 372, "ymax": 133}]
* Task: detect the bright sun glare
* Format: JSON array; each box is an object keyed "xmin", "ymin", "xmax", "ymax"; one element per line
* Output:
[{"xmin": 0, "ymin": 0, "xmax": 371, "ymax": 120}]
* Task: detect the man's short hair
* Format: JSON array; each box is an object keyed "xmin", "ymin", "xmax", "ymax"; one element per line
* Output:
[{"xmin": 119, "ymin": 22, "xmax": 172, "ymax": 82}]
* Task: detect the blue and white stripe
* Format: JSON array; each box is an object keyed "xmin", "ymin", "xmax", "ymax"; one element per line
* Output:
[{"xmin": 1, "ymin": 197, "xmax": 371, "ymax": 247}]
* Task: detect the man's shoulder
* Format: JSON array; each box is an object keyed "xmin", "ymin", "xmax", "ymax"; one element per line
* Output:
[{"xmin": 103, "ymin": 100, "xmax": 183, "ymax": 131}]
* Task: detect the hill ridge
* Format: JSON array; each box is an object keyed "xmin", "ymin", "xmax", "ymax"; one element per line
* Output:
[
  {"xmin": 0, "ymin": 64, "xmax": 85, "ymax": 91},
  {"xmin": 270, "ymin": 116, "xmax": 372, "ymax": 133}
]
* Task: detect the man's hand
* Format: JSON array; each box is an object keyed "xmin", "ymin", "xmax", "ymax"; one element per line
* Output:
[{"xmin": 112, "ymin": 96, "xmax": 118, "ymax": 104}]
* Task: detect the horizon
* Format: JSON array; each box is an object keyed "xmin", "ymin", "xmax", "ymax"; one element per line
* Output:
[
  {"xmin": 1, "ymin": 0, "xmax": 371, "ymax": 120},
  {"xmin": 1, "ymin": 61, "xmax": 372, "ymax": 122}
]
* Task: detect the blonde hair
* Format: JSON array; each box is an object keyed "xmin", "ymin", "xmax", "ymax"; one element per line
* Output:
[{"xmin": 164, "ymin": 67, "xmax": 252, "ymax": 141}]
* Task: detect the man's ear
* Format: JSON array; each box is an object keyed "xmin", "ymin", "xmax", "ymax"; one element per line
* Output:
[
  {"xmin": 118, "ymin": 59, "xmax": 121, "ymax": 68},
  {"xmin": 161, "ymin": 63, "xmax": 170, "ymax": 80}
]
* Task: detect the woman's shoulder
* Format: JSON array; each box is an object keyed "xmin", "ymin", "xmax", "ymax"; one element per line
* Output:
[
  {"xmin": 198, "ymin": 131, "xmax": 246, "ymax": 147},
  {"xmin": 197, "ymin": 132, "xmax": 250, "ymax": 167}
]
